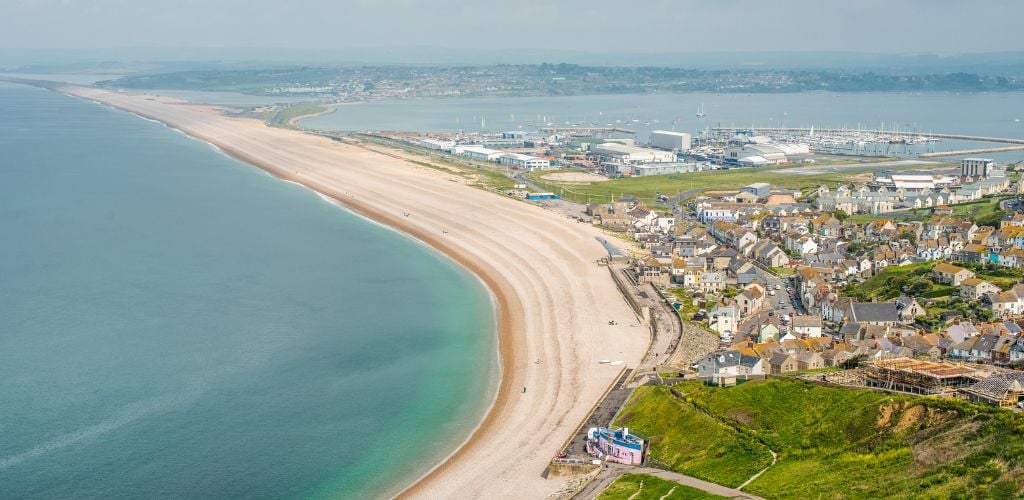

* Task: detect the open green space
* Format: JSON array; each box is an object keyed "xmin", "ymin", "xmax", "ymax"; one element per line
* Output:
[
  {"xmin": 841, "ymin": 261, "xmax": 937, "ymax": 301},
  {"xmin": 268, "ymin": 102, "xmax": 327, "ymax": 129},
  {"xmin": 615, "ymin": 379, "xmax": 1024, "ymax": 499},
  {"xmin": 524, "ymin": 162, "xmax": 946, "ymax": 204},
  {"xmin": 598, "ymin": 474, "xmax": 724, "ymax": 500}
]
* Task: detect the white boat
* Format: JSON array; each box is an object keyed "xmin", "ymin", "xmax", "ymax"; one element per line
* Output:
[
  {"xmin": 696, "ymin": 103, "xmax": 707, "ymax": 118},
  {"xmin": 598, "ymin": 359, "xmax": 612, "ymax": 364}
]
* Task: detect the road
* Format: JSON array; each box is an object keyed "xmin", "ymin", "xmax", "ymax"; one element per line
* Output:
[
  {"xmin": 750, "ymin": 261, "xmax": 806, "ymax": 319},
  {"xmin": 574, "ymin": 464, "xmax": 764, "ymax": 500}
]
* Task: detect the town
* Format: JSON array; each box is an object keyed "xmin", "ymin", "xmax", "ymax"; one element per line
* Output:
[{"xmin": 326, "ymin": 121, "xmax": 1024, "ymax": 494}]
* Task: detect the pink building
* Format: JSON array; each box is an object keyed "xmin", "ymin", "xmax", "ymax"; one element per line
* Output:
[{"xmin": 585, "ymin": 427, "xmax": 645, "ymax": 465}]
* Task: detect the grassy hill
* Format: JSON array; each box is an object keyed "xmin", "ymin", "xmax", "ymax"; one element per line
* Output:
[
  {"xmin": 614, "ymin": 379, "xmax": 1024, "ymax": 499},
  {"xmin": 598, "ymin": 474, "xmax": 724, "ymax": 500}
]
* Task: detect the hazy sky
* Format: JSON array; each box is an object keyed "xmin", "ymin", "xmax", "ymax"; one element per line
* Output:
[{"xmin": 1, "ymin": 0, "xmax": 1022, "ymax": 54}]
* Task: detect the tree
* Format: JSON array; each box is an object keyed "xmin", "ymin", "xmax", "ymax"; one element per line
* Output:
[
  {"xmin": 898, "ymin": 230, "xmax": 917, "ymax": 245},
  {"xmin": 833, "ymin": 209, "xmax": 850, "ymax": 221}
]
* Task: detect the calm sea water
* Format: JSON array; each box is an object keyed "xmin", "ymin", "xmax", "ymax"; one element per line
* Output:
[
  {"xmin": 0, "ymin": 83, "xmax": 497, "ymax": 499},
  {"xmin": 301, "ymin": 92, "xmax": 1024, "ymax": 163}
]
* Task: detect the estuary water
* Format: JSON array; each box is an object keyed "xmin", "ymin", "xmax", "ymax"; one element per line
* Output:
[
  {"xmin": 301, "ymin": 91, "xmax": 1024, "ymax": 163},
  {"xmin": 0, "ymin": 82, "xmax": 497, "ymax": 498}
]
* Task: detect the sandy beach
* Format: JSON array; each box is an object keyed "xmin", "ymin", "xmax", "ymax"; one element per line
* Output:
[{"xmin": 56, "ymin": 85, "xmax": 648, "ymax": 499}]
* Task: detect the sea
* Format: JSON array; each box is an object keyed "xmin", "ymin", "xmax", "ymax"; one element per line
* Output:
[
  {"xmin": 0, "ymin": 82, "xmax": 497, "ymax": 499},
  {"xmin": 300, "ymin": 91, "xmax": 1024, "ymax": 163}
]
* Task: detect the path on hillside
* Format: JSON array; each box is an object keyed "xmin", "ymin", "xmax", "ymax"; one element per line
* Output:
[{"xmin": 574, "ymin": 464, "xmax": 763, "ymax": 500}]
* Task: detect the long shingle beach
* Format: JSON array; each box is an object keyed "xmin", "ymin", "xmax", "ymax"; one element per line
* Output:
[{"xmin": 58, "ymin": 85, "xmax": 648, "ymax": 499}]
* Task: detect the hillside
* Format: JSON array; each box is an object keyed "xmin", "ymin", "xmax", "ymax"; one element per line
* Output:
[
  {"xmin": 614, "ymin": 379, "xmax": 1024, "ymax": 499},
  {"xmin": 598, "ymin": 474, "xmax": 724, "ymax": 500}
]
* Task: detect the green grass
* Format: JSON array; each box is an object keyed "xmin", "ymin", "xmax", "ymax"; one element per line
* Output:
[
  {"xmin": 842, "ymin": 262, "xmax": 936, "ymax": 300},
  {"xmin": 524, "ymin": 162, "xmax": 948, "ymax": 204},
  {"xmin": 268, "ymin": 102, "xmax": 327, "ymax": 129},
  {"xmin": 616, "ymin": 378, "xmax": 1024, "ymax": 499},
  {"xmin": 613, "ymin": 385, "xmax": 773, "ymax": 487},
  {"xmin": 598, "ymin": 474, "xmax": 725, "ymax": 500}
]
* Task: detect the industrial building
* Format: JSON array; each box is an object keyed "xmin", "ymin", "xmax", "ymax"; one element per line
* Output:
[
  {"xmin": 961, "ymin": 158, "xmax": 995, "ymax": 178},
  {"xmin": 741, "ymin": 182, "xmax": 771, "ymax": 197},
  {"xmin": 457, "ymin": 145, "xmax": 505, "ymax": 162},
  {"xmin": 590, "ymin": 142, "xmax": 676, "ymax": 166},
  {"xmin": 608, "ymin": 162, "xmax": 702, "ymax": 177},
  {"xmin": 648, "ymin": 130, "xmax": 692, "ymax": 152},
  {"xmin": 498, "ymin": 153, "xmax": 550, "ymax": 170}
]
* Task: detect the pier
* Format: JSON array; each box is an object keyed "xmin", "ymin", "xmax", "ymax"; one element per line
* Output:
[{"xmin": 542, "ymin": 126, "xmax": 636, "ymax": 136}]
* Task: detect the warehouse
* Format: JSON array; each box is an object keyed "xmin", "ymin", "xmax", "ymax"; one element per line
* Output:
[
  {"xmin": 456, "ymin": 145, "xmax": 505, "ymax": 161},
  {"xmin": 649, "ymin": 130, "xmax": 692, "ymax": 152},
  {"xmin": 590, "ymin": 142, "xmax": 676, "ymax": 166},
  {"xmin": 499, "ymin": 153, "xmax": 550, "ymax": 170}
]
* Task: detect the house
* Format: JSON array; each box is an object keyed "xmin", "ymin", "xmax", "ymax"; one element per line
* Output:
[
  {"xmin": 696, "ymin": 350, "xmax": 765, "ymax": 385},
  {"xmin": 708, "ymin": 304, "xmax": 740, "ymax": 342},
  {"xmin": 699, "ymin": 271, "xmax": 727, "ymax": 294},
  {"xmin": 791, "ymin": 315, "xmax": 824, "ymax": 338},
  {"xmin": 931, "ymin": 262, "xmax": 976, "ymax": 286},
  {"xmin": 796, "ymin": 351, "xmax": 825, "ymax": 370},
  {"xmin": 985, "ymin": 285, "xmax": 1024, "ymax": 318},
  {"xmin": 895, "ymin": 296, "xmax": 927, "ymax": 321},
  {"xmin": 750, "ymin": 240, "xmax": 790, "ymax": 268},
  {"xmin": 736, "ymin": 284, "xmax": 766, "ymax": 316},
  {"xmin": 960, "ymin": 278, "xmax": 1001, "ymax": 301},
  {"xmin": 842, "ymin": 302, "xmax": 903, "ymax": 326},
  {"xmin": 822, "ymin": 349, "xmax": 855, "ymax": 367},
  {"xmin": 768, "ymin": 352, "xmax": 798, "ymax": 374}
]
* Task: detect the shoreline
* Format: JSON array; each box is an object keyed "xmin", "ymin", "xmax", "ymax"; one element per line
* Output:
[
  {"xmin": 57, "ymin": 86, "xmax": 521, "ymax": 496},
  {"xmin": 40, "ymin": 82, "xmax": 648, "ymax": 498}
]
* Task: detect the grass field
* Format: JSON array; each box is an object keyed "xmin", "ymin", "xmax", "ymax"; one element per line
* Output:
[
  {"xmin": 613, "ymin": 385, "xmax": 774, "ymax": 487},
  {"xmin": 841, "ymin": 261, "xmax": 936, "ymax": 301},
  {"xmin": 524, "ymin": 162, "xmax": 950, "ymax": 204},
  {"xmin": 616, "ymin": 379, "xmax": 1024, "ymax": 499},
  {"xmin": 268, "ymin": 102, "xmax": 327, "ymax": 129},
  {"xmin": 598, "ymin": 474, "xmax": 724, "ymax": 500}
]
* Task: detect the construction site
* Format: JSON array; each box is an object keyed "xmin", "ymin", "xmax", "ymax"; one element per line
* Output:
[{"xmin": 864, "ymin": 358, "xmax": 979, "ymax": 396}]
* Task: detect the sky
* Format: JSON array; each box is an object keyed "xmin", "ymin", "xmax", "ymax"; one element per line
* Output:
[{"xmin": 1, "ymin": 0, "xmax": 1022, "ymax": 56}]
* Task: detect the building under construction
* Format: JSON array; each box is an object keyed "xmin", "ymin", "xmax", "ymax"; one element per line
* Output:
[{"xmin": 864, "ymin": 358, "xmax": 979, "ymax": 396}]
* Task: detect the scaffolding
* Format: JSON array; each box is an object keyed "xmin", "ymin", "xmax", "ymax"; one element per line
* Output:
[{"xmin": 864, "ymin": 358, "xmax": 979, "ymax": 396}]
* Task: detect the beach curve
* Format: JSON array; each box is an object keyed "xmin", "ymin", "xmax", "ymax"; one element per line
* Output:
[{"xmin": 50, "ymin": 84, "xmax": 648, "ymax": 499}]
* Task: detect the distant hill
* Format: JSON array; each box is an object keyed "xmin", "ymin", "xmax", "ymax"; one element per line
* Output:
[{"xmin": 615, "ymin": 379, "xmax": 1024, "ymax": 498}]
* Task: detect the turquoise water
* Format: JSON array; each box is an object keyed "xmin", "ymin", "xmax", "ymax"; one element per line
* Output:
[{"xmin": 0, "ymin": 83, "xmax": 497, "ymax": 498}]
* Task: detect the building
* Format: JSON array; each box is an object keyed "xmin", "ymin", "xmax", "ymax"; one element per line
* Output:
[
  {"xmin": 498, "ymin": 153, "xmax": 550, "ymax": 170},
  {"xmin": 864, "ymin": 358, "xmax": 978, "ymax": 396},
  {"xmin": 649, "ymin": 130, "xmax": 692, "ymax": 152},
  {"xmin": 457, "ymin": 145, "xmax": 505, "ymax": 162},
  {"xmin": 961, "ymin": 158, "xmax": 995, "ymax": 178},
  {"xmin": 586, "ymin": 427, "xmax": 645, "ymax": 465},
  {"xmin": 932, "ymin": 262, "xmax": 976, "ymax": 286},
  {"xmin": 741, "ymin": 183, "xmax": 771, "ymax": 198},
  {"xmin": 627, "ymin": 162, "xmax": 700, "ymax": 177},
  {"xmin": 591, "ymin": 142, "xmax": 676, "ymax": 167},
  {"xmin": 960, "ymin": 278, "xmax": 1001, "ymax": 301},
  {"xmin": 791, "ymin": 315, "xmax": 824, "ymax": 338},
  {"xmin": 696, "ymin": 350, "xmax": 764, "ymax": 386}
]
